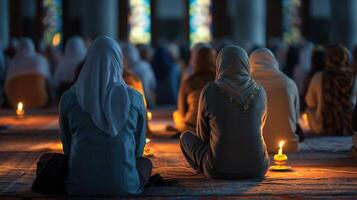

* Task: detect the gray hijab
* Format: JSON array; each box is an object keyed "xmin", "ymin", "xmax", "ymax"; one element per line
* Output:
[{"xmin": 215, "ymin": 45, "xmax": 259, "ymax": 112}]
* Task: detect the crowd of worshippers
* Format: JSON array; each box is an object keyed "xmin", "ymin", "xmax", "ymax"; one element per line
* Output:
[{"xmin": 1, "ymin": 35, "xmax": 357, "ymax": 196}]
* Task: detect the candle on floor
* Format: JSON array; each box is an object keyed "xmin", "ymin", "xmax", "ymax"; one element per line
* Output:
[
  {"xmin": 144, "ymin": 138, "xmax": 154, "ymax": 157},
  {"xmin": 302, "ymin": 113, "xmax": 308, "ymax": 122},
  {"xmin": 147, "ymin": 111, "xmax": 152, "ymax": 121},
  {"xmin": 16, "ymin": 102, "xmax": 25, "ymax": 118},
  {"xmin": 270, "ymin": 140, "xmax": 291, "ymax": 171}
]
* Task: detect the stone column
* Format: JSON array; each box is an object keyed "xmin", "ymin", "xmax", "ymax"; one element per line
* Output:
[
  {"xmin": 330, "ymin": 0, "xmax": 357, "ymax": 49},
  {"xmin": 80, "ymin": 0, "xmax": 119, "ymax": 39},
  {"xmin": 0, "ymin": 0, "xmax": 9, "ymax": 47},
  {"xmin": 230, "ymin": 0, "xmax": 267, "ymax": 48}
]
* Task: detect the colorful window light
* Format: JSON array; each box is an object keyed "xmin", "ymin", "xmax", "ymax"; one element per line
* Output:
[
  {"xmin": 42, "ymin": 0, "xmax": 63, "ymax": 47},
  {"xmin": 189, "ymin": 0, "xmax": 212, "ymax": 46},
  {"xmin": 129, "ymin": 0, "xmax": 151, "ymax": 44},
  {"xmin": 282, "ymin": 0, "xmax": 302, "ymax": 44}
]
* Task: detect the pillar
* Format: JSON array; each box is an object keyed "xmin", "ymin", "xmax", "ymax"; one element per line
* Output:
[
  {"xmin": 0, "ymin": 0, "xmax": 9, "ymax": 47},
  {"xmin": 231, "ymin": 0, "xmax": 267, "ymax": 48},
  {"xmin": 81, "ymin": 0, "xmax": 119, "ymax": 39},
  {"xmin": 330, "ymin": 0, "xmax": 357, "ymax": 49}
]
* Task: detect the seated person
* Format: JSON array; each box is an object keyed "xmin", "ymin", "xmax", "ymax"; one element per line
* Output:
[
  {"xmin": 250, "ymin": 48, "xmax": 300, "ymax": 153},
  {"xmin": 305, "ymin": 44, "xmax": 356, "ymax": 135},
  {"xmin": 5, "ymin": 38, "xmax": 51, "ymax": 108},
  {"xmin": 59, "ymin": 36, "xmax": 152, "ymax": 196},
  {"xmin": 54, "ymin": 36, "xmax": 87, "ymax": 98},
  {"xmin": 180, "ymin": 45, "xmax": 269, "ymax": 179},
  {"xmin": 174, "ymin": 46, "xmax": 216, "ymax": 132},
  {"xmin": 121, "ymin": 43, "xmax": 156, "ymax": 108}
]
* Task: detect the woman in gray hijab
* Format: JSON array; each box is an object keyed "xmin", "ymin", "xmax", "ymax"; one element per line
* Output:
[{"xmin": 180, "ymin": 45, "xmax": 269, "ymax": 179}]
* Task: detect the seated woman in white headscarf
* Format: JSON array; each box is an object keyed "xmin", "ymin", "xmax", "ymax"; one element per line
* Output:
[
  {"xmin": 59, "ymin": 36, "xmax": 152, "ymax": 196},
  {"xmin": 54, "ymin": 36, "xmax": 87, "ymax": 98},
  {"xmin": 121, "ymin": 43, "xmax": 156, "ymax": 107},
  {"xmin": 5, "ymin": 37, "xmax": 51, "ymax": 108},
  {"xmin": 180, "ymin": 45, "xmax": 269, "ymax": 179},
  {"xmin": 250, "ymin": 48, "xmax": 300, "ymax": 153}
]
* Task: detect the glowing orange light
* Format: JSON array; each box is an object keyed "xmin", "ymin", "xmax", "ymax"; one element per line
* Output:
[
  {"xmin": 16, "ymin": 102, "xmax": 25, "ymax": 117},
  {"xmin": 147, "ymin": 112, "xmax": 152, "ymax": 121},
  {"xmin": 302, "ymin": 113, "xmax": 308, "ymax": 121},
  {"xmin": 52, "ymin": 33, "xmax": 61, "ymax": 47}
]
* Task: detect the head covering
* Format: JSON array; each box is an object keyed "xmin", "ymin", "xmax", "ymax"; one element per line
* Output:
[
  {"xmin": 215, "ymin": 45, "xmax": 258, "ymax": 112},
  {"xmin": 6, "ymin": 37, "xmax": 50, "ymax": 81},
  {"xmin": 250, "ymin": 48, "xmax": 289, "ymax": 89},
  {"xmin": 71, "ymin": 36, "xmax": 130, "ymax": 137},
  {"xmin": 55, "ymin": 36, "xmax": 87, "ymax": 84},
  {"xmin": 193, "ymin": 46, "xmax": 216, "ymax": 74},
  {"xmin": 121, "ymin": 43, "xmax": 141, "ymax": 70},
  {"xmin": 322, "ymin": 44, "xmax": 354, "ymax": 135}
]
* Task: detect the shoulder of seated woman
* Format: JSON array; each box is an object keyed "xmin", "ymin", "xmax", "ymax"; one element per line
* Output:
[{"xmin": 126, "ymin": 87, "xmax": 145, "ymax": 105}]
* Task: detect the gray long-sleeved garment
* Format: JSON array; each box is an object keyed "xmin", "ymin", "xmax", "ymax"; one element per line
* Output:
[{"xmin": 195, "ymin": 82, "xmax": 270, "ymax": 178}]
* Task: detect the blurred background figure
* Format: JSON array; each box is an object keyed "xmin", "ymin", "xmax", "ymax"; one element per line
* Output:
[
  {"xmin": 151, "ymin": 46, "xmax": 180, "ymax": 105},
  {"xmin": 173, "ymin": 45, "xmax": 216, "ymax": 133},
  {"xmin": 5, "ymin": 38, "xmax": 51, "ymax": 108},
  {"xmin": 305, "ymin": 45, "xmax": 356, "ymax": 135},
  {"xmin": 54, "ymin": 36, "xmax": 87, "ymax": 99},
  {"xmin": 122, "ymin": 43, "xmax": 156, "ymax": 108}
]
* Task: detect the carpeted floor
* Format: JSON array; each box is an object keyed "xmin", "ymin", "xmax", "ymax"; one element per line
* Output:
[{"xmin": 1, "ymin": 110, "xmax": 357, "ymax": 199}]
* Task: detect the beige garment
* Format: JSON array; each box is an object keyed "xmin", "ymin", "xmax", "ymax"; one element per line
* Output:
[
  {"xmin": 250, "ymin": 48, "xmax": 299, "ymax": 153},
  {"xmin": 5, "ymin": 74, "xmax": 49, "ymax": 108},
  {"xmin": 305, "ymin": 72, "xmax": 357, "ymax": 134}
]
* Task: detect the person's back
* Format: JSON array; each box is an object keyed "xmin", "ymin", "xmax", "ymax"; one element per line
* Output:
[
  {"xmin": 200, "ymin": 82, "xmax": 269, "ymax": 178},
  {"xmin": 250, "ymin": 48, "xmax": 299, "ymax": 152},
  {"xmin": 180, "ymin": 45, "xmax": 269, "ymax": 180},
  {"xmin": 5, "ymin": 38, "xmax": 50, "ymax": 108},
  {"xmin": 59, "ymin": 36, "xmax": 152, "ymax": 196},
  {"xmin": 305, "ymin": 45, "xmax": 355, "ymax": 135},
  {"xmin": 175, "ymin": 46, "xmax": 216, "ymax": 132},
  {"xmin": 60, "ymin": 88, "xmax": 146, "ymax": 196}
]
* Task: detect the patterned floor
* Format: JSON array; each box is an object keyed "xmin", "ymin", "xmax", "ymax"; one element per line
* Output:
[{"xmin": 0, "ymin": 110, "xmax": 357, "ymax": 199}]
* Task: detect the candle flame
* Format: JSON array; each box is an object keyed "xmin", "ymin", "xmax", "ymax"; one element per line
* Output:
[
  {"xmin": 17, "ymin": 102, "xmax": 23, "ymax": 111},
  {"xmin": 147, "ymin": 112, "xmax": 152, "ymax": 121},
  {"xmin": 146, "ymin": 138, "xmax": 151, "ymax": 143},
  {"xmin": 278, "ymin": 140, "xmax": 284, "ymax": 155},
  {"xmin": 302, "ymin": 113, "xmax": 308, "ymax": 121},
  {"xmin": 52, "ymin": 33, "xmax": 61, "ymax": 47},
  {"xmin": 16, "ymin": 102, "xmax": 25, "ymax": 117}
]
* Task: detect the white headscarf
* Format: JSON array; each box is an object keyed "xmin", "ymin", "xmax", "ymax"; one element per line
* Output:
[
  {"xmin": 54, "ymin": 36, "xmax": 87, "ymax": 84},
  {"xmin": 215, "ymin": 45, "xmax": 256, "ymax": 103},
  {"xmin": 6, "ymin": 38, "xmax": 50, "ymax": 81},
  {"xmin": 71, "ymin": 36, "xmax": 130, "ymax": 137},
  {"xmin": 250, "ymin": 48, "xmax": 292, "ymax": 89}
]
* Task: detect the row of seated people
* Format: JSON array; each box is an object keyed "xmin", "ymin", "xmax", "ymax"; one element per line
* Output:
[
  {"xmin": 56, "ymin": 36, "xmax": 356, "ymax": 196},
  {"xmin": 174, "ymin": 43, "xmax": 357, "ymax": 153},
  {"xmin": 0, "ymin": 36, "xmax": 180, "ymax": 109}
]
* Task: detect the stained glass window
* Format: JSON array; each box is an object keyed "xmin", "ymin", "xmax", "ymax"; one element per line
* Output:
[
  {"xmin": 42, "ymin": 0, "xmax": 63, "ymax": 47},
  {"xmin": 189, "ymin": 0, "xmax": 212, "ymax": 46},
  {"xmin": 282, "ymin": 0, "xmax": 301, "ymax": 44},
  {"xmin": 129, "ymin": 0, "xmax": 151, "ymax": 44}
]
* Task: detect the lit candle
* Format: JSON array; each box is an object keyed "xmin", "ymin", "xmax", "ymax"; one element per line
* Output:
[
  {"xmin": 302, "ymin": 113, "xmax": 308, "ymax": 122},
  {"xmin": 147, "ymin": 111, "xmax": 152, "ymax": 121},
  {"xmin": 269, "ymin": 140, "xmax": 292, "ymax": 171},
  {"xmin": 144, "ymin": 138, "xmax": 154, "ymax": 157},
  {"xmin": 16, "ymin": 102, "xmax": 25, "ymax": 118}
]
